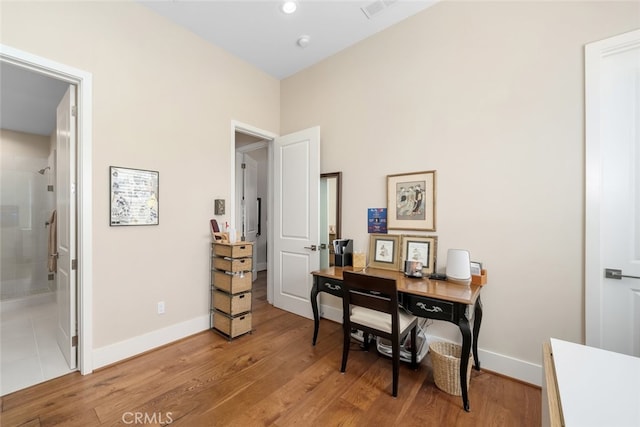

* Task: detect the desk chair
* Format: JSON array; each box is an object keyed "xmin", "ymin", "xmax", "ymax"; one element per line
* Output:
[{"xmin": 341, "ymin": 271, "xmax": 418, "ymax": 397}]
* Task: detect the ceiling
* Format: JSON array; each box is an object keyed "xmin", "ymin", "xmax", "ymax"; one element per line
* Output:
[
  {"xmin": 139, "ymin": 0, "xmax": 437, "ymax": 80},
  {"xmin": 0, "ymin": 62, "xmax": 70, "ymax": 136},
  {"xmin": 1, "ymin": 0, "xmax": 436, "ymax": 136}
]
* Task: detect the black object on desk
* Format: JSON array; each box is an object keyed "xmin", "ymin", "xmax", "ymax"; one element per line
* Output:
[{"xmin": 333, "ymin": 239, "xmax": 353, "ymax": 267}]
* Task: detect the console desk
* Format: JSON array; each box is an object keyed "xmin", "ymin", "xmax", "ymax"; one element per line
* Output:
[{"xmin": 310, "ymin": 266, "xmax": 483, "ymax": 411}]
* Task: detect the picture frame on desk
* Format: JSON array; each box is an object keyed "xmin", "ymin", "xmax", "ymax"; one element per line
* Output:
[
  {"xmin": 387, "ymin": 170, "xmax": 436, "ymax": 231},
  {"xmin": 401, "ymin": 235, "xmax": 437, "ymax": 275},
  {"xmin": 368, "ymin": 233, "xmax": 400, "ymax": 270}
]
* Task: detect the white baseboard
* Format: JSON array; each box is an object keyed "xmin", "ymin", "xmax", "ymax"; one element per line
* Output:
[
  {"xmin": 93, "ymin": 304, "xmax": 543, "ymax": 388},
  {"xmin": 476, "ymin": 346, "xmax": 541, "ymax": 386},
  {"xmin": 319, "ymin": 302, "xmax": 542, "ymax": 387},
  {"xmin": 93, "ymin": 315, "xmax": 209, "ymax": 370},
  {"xmin": 319, "ymin": 302, "xmax": 343, "ymax": 324}
]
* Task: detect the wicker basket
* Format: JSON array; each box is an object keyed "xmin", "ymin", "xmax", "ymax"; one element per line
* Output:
[{"xmin": 429, "ymin": 342, "xmax": 473, "ymax": 396}]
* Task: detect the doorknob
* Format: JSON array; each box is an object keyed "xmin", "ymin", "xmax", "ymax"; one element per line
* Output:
[
  {"xmin": 304, "ymin": 245, "xmax": 318, "ymax": 251},
  {"xmin": 605, "ymin": 268, "xmax": 640, "ymax": 280}
]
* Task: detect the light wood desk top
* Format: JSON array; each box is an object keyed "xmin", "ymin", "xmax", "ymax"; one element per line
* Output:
[{"xmin": 311, "ymin": 266, "xmax": 482, "ymax": 306}]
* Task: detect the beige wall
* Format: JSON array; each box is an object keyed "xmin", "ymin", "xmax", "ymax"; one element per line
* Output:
[
  {"xmin": 0, "ymin": 129, "xmax": 50, "ymax": 160},
  {"xmin": 2, "ymin": 0, "xmax": 639, "ymax": 382},
  {"xmin": 281, "ymin": 1, "xmax": 640, "ymax": 376},
  {"xmin": 1, "ymin": 2, "xmax": 280, "ymax": 350}
]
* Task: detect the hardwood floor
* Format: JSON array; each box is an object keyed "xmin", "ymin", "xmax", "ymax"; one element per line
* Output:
[{"xmin": 0, "ymin": 271, "xmax": 540, "ymax": 426}]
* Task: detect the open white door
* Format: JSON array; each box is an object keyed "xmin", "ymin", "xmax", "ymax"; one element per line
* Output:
[
  {"xmin": 273, "ymin": 127, "xmax": 320, "ymax": 319},
  {"xmin": 55, "ymin": 85, "xmax": 77, "ymax": 369},
  {"xmin": 586, "ymin": 29, "xmax": 640, "ymax": 357}
]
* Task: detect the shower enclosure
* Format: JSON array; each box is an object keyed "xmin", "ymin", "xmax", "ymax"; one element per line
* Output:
[{"xmin": 1, "ymin": 131, "xmax": 55, "ymax": 305}]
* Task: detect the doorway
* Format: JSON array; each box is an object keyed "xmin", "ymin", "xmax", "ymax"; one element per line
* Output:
[
  {"xmin": 231, "ymin": 122, "xmax": 277, "ymax": 304},
  {"xmin": 234, "ymin": 131, "xmax": 269, "ymax": 280},
  {"xmin": 0, "ymin": 123, "xmax": 71, "ymax": 395},
  {"xmin": 0, "ymin": 45, "xmax": 93, "ymax": 390},
  {"xmin": 0, "ymin": 63, "xmax": 76, "ymax": 395}
]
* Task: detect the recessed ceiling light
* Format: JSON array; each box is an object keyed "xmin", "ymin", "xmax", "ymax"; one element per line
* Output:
[{"xmin": 281, "ymin": 0, "xmax": 298, "ymax": 14}]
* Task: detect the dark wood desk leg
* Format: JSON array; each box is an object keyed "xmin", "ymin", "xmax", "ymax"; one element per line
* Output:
[
  {"xmin": 458, "ymin": 316, "xmax": 472, "ymax": 412},
  {"xmin": 311, "ymin": 276, "xmax": 320, "ymax": 346},
  {"xmin": 472, "ymin": 295, "xmax": 483, "ymax": 370}
]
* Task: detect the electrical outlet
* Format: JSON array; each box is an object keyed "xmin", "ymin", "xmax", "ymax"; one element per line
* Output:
[{"xmin": 157, "ymin": 301, "xmax": 165, "ymax": 314}]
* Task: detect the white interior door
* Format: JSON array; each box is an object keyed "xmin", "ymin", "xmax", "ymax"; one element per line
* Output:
[
  {"xmin": 586, "ymin": 29, "xmax": 640, "ymax": 357},
  {"xmin": 55, "ymin": 85, "xmax": 77, "ymax": 368},
  {"xmin": 273, "ymin": 126, "xmax": 320, "ymax": 319}
]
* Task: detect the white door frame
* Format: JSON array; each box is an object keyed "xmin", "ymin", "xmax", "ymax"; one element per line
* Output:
[
  {"xmin": 230, "ymin": 121, "xmax": 276, "ymax": 303},
  {"xmin": 1, "ymin": 44, "xmax": 94, "ymax": 374},
  {"xmin": 585, "ymin": 29, "xmax": 640, "ymax": 349}
]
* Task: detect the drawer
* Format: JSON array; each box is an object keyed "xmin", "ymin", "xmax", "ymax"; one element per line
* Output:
[
  {"xmin": 213, "ymin": 289, "xmax": 251, "ymax": 315},
  {"xmin": 213, "ymin": 242, "xmax": 253, "ymax": 259},
  {"xmin": 213, "ymin": 270, "xmax": 252, "ymax": 294},
  {"xmin": 213, "ymin": 310, "xmax": 252, "ymax": 338},
  {"xmin": 213, "ymin": 256, "xmax": 252, "ymax": 273},
  {"xmin": 405, "ymin": 294, "xmax": 455, "ymax": 322},
  {"xmin": 319, "ymin": 278, "xmax": 344, "ymax": 297}
]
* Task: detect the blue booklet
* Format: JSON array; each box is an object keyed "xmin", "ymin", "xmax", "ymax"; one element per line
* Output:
[{"xmin": 368, "ymin": 208, "xmax": 387, "ymax": 233}]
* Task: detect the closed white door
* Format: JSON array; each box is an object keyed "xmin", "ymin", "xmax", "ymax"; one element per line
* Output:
[
  {"xmin": 55, "ymin": 85, "xmax": 77, "ymax": 368},
  {"xmin": 273, "ymin": 127, "xmax": 320, "ymax": 319},
  {"xmin": 586, "ymin": 29, "xmax": 640, "ymax": 357}
]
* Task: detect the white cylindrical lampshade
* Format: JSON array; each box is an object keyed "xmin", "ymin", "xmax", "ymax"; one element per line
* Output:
[{"xmin": 446, "ymin": 249, "xmax": 471, "ymax": 284}]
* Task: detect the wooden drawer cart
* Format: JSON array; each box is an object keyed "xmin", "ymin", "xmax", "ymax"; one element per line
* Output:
[{"xmin": 210, "ymin": 241, "xmax": 254, "ymax": 339}]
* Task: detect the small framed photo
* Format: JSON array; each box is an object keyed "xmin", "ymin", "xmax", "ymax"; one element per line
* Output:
[
  {"xmin": 470, "ymin": 261, "xmax": 483, "ymax": 276},
  {"xmin": 368, "ymin": 233, "xmax": 401, "ymax": 271},
  {"xmin": 387, "ymin": 170, "xmax": 436, "ymax": 231},
  {"xmin": 214, "ymin": 199, "xmax": 225, "ymax": 215},
  {"xmin": 400, "ymin": 235, "xmax": 438, "ymax": 275}
]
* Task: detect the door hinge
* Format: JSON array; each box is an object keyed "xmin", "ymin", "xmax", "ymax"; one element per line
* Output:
[
  {"xmin": 72, "ymin": 335, "xmax": 78, "ymax": 347},
  {"xmin": 241, "ymin": 163, "xmax": 246, "ymax": 169},
  {"xmin": 72, "ymin": 105, "xmax": 77, "ymax": 117},
  {"xmin": 72, "ymin": 259, "xmax": 77, "ymax": 270}
]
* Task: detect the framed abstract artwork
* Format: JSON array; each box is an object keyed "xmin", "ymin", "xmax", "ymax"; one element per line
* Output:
[
  {"xmin": 110, "ymin": 166, "xmax": 159, "ymax": 226},
  {"xmin": 387, "ymin": 170, "xmax": 436, "ymax": 231}
]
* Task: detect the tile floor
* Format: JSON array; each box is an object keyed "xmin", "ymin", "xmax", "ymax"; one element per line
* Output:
[{"xmin": 1, "ymin": 294, "xmax": 74, "ymax": 396}]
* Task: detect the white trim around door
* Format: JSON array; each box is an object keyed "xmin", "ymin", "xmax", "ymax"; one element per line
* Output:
[{"xmin": 0, "ymin": 44, "xmax": 94, "ymax": 374}]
